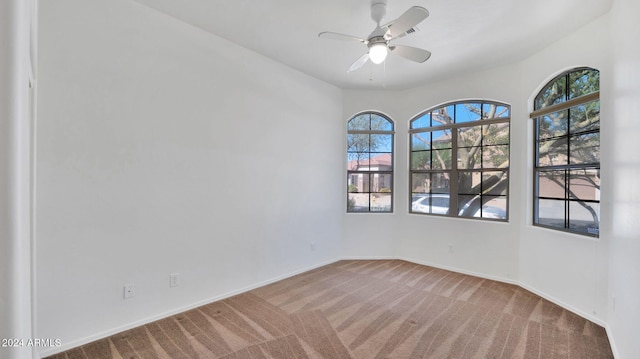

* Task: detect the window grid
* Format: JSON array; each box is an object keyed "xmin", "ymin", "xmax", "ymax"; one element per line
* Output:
[
  {"xmin": 347, "ymin": 112, "xmax": 394, "ymax": 213},
  {"xmin": 532, "ymin": 68, "xmax": 600, "ymax": 236},
  {"xmin": 410, "ymin": 100, "xmax": 510, "ymax": 220}
]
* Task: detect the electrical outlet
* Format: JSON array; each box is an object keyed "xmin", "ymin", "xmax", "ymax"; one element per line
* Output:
[
  {"xmin": 123, "ymin": 284, "xmax": 135, "ymax": 299},
  {"xmin": 170, "ymin": 273, "xmax": 180, "ymax": 288}
]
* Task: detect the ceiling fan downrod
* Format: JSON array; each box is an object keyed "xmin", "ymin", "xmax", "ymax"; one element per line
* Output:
[{"xmin": 370, "ymin": 0, "xmax": 387, "ymax": 25}]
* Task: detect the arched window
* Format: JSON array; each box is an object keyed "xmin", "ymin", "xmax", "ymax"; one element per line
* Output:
[
  {"xmin": 410, "ymin": 100, "xmax": 510, "ymax": 220},
  {"xmin": 531, "ymin": 68, "xmax": 600, "ymax": 236},
  {"xmin": 347, "ymin": 112, "xmax": 394, "ymax": 212}
]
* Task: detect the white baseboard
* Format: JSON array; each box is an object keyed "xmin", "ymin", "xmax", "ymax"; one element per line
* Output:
[
  {"xmin": 398, "ymin": 256, "xmax": 519, "ymax": 286},
  {"xmin": 38, "ymin": 257, "xmax": 341, "ymax": 358},
  {"xmin": 604, "ymin": 324, "xmax": 620, "ymax": 359},
  {"xmin": 339, "ymin": 255, "xmax": 396, "ymax": 260}
]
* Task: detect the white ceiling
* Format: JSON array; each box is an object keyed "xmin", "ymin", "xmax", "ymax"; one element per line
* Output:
[{"xmin": 134, "ymin": 0, "xmax": 612, "ymax": 90}]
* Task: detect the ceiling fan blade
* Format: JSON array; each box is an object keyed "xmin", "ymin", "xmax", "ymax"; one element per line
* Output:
[
  {"xmin": 347, "ymin": 53, "xmax": 370, "ymax": 73},
  {"xmin": 390, "ymin": 45, "xmax": 431, "ymax": 63},
  {"xmin": 318, "ymin": 31, "xmax": 366, "ymax": 43},
  {"xmin": 385, "ymin": 6, "xmax": 429, "ymax": 40}
]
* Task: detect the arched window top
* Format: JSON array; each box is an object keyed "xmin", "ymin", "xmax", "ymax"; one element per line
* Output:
[
  {"xmin": 410, "ymin": 100, "xmax": 510, "ymax": 130},
  {"xmin": 348, "ymin": 112, "xmax": 394, "ymax": 132},
  {"xmin": 534, "ymin": 68, "xmax": 600, "ymax": 111}
]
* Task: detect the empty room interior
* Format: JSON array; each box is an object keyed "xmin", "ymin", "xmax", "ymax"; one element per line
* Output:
[{"xmin": 2, "ymin": 0, "xmax": 640, "ymax": 358}]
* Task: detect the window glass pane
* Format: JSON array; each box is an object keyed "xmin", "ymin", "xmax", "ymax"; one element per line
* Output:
[
  {"xmin": 569, "ymin": 69, "xmax": 599, "ymax": 99},
  {"xmin": 373, "ymin": 153, "xmax": 393, "ymax": 170},
  {"xmin": 455, "ymin": 103, "xmax": 481, "ymax": 123},
  {"xmin": 411, "ymin": 113, "xmax": 430, "ymax": 129},
  {"xmin": 458, "ymin": 171, "xmax": 480, "ymax": 194},
  {"xmin": 411, "ymin": 194, "xmax": 429, "ymax": 213},
  {"xmin": 483, "ymin": 145, "xmax": 509, "ymax": 168},
  {"xmin": 432, "ymin": 130, "xmax": 452, "ymax": 148},
  {"xmin": 458, "ymin": 195, "xmax": 507, "ymax": 219},
  {"xmin": 537, "ymin": 138, "xmax": 568, "ymax": 167},
  {"xmin": 347, "ymin": 173, "xmax": 370, "ymax": 192},
  {"xmin": 537, "ymin": 199, "xmax": 565, "ymax": 228},
  {"xmin": 483, "ymin": 171, "xmax": 508, "ymax": 195},
  {"xmin": 372, "ymin": 173, "xmax": 392, "ymax": 193},
  {"xmin": 458, "ymin": 195, "xmax": 477, "ymax": 217},
  {"xmin": 347, "ymin": 174, "xmax": 358, "ymax": 193},
  {"xmin": 458, "ymin": 126, "xmax": 482, "ymax": 147},
  {"xmin": 347, "ymin": 115, "xmax": 370, "ymax": 130},
  {"xmin": 347, "ymin": 152, "xmax": 370, "ymax": 170},
  {"xmin": 432, "ymin": 149, "xmax": 452, "ymax": 170},
  {"xmin": 483, "ymin": 123, "xmax": 509, "ymax": 145},
  {"xmin": 411, "ymin": 150, "xmax": 431, "ymax": 170},
  {"xmin": 483, "ymin": 104, "xmax": 510, "ymax": 119},
  {"xmin": 537, "ymin": 170, "xmax": 565, "ymax": 199},
  {"xmin": 432, "ymin": 107, "xmax": 454, "ymax": 126},
  {"xmin": 535, "ymin": 77, "xmax": 567, "ymax": 110},
  {"xmin": 348, "ymin": 193, "xmax": 370, "ymax": 212},
  {"xmin": 411, "ymin": 173, "xmax": 429, "ymax": 193},
  {"xmin": 537, "ymin": 110, "xmax": 568, "ymax": 140},
  {"xmin": 347, "ymin": 133, "xmax": 370, "ymax": 153},
  {"xmin": 446, "ymin": 105, "xmax": 456, "ymax": 122},
  {"xmin": 411, "ymin": 132, "xmax": 431, "ymax": 151},
  {"xmin": 411, "ymin": 194, "xmax": 450, "ymax": 214},
  {"xmin": 481, "ymin": 196, "xmax": 507, "ymax": 219},
  {"xmin": 458, "ymin": 147, "xmax": 482, "ymax": 169},
  {"xmin": 371, "ymin": 134, "xmax": 393, "ymax": 153},
  {"xmin": 570, "ymin": 101, "xmax": 600, "ymax": 134},
  {"xmin": 569, "ymin": 201, "xmax": 600, "ymax": 234},
  {"xmin": 432, "ymin": 194, "xmax": 452, "ymax": 214},
  {"xmin": 431, "ymin": 172, "xmax": 451, "ymax": 194},
  {"xmin": 569, "ymin": 133, "xmax": 600, "ymax": 165},
  {"xmin": 371, "ymin": 114, "xmax": 393, "ymax": 131},
  {"xmin": 371, "ymin": 193, "xmax": 392, "ymax": 212},
  {"xmin": 569, "ymin": 169, "xmax": 600, "ymax": 201}
]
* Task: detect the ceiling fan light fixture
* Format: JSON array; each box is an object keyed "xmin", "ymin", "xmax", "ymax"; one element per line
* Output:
[{"xmin": 369, "ymin": 43, "xmax": 388, "ymax": 64}]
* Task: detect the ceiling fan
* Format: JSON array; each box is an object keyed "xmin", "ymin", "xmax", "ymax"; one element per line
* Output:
[{"xmin": 318, "ymin": 0, "xmax": 431, "ymax": 73}]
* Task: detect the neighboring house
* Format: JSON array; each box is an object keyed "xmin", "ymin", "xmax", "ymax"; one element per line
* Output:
[{"xmin": 347, "ymin": 153, "xmax": 392, "ymax": 193}]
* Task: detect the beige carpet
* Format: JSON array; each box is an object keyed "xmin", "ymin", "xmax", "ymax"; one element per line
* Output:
[{"xmin": 46, "ymin": 260, "xmax": 613, "ymax": 358}]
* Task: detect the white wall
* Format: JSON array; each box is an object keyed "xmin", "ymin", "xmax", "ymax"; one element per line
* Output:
[
  {"xmin": 35, "ymin": 0, "xmax": 343, "ymax": 355},
  {"xmin": 0, "ymin": 1, "xmax": 34, "ymax": 359},
  {"xmin": 607, "ymin": 0, "xmax": 640, "ymax": 357},
  {"xmin": 517, "ymin": 13, "xmax": 612, "ymax": 325}
]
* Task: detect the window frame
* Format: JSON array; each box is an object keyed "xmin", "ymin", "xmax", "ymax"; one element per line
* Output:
[
  {"xmin": 530, "ymin": 67, "xmax": 600, "ymax": 237},
  {"xmin": 346, "ymin": 112, "xmax": 395, "ymax": 213},
  {"xmin": 409, "ymin": 100, "xmax": 511, "ymax": 221}
]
